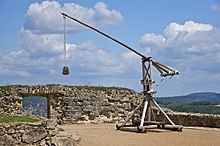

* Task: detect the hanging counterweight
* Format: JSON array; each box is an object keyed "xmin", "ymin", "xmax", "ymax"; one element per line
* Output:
[
  {"xmin": 62, "ymin": 15, "xmax": 69, "ymax": 75},
  {"xmin": 62, "ymin": 66, "xmax": 69, "ymax": 75}
]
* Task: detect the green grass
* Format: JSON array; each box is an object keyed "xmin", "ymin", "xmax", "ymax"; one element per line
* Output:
[
  {"xmin": 0, "ymin": 86, "xmax": 11, "ymax": 92},
  {"xmin": 0, "ymin": 114, "xmax": 39, "ymax": 123},
  {"xmin": 0, "ymin": 86, "xmax": 12, "ymax": 97},
  {"xmin": 72, "ymin": 85, "xmax": 135, "ymax": 92}
]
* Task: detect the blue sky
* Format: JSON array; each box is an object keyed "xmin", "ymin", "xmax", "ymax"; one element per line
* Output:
[{"xmin": 0, "ymin": 0, "xmax": 220, "ymax": 96}]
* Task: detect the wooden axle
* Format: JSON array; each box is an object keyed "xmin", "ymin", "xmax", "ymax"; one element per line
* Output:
[{"xmin": 117, "ymin": 125, "xmax": 183, "ymax": 133}]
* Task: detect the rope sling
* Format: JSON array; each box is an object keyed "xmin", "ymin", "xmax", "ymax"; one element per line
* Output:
[{"xmin": 62, "ymin": 15, "xmax": 69, "ymax": 75}]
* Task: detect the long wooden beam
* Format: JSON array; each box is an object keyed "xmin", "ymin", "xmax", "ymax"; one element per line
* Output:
[{"xmin": 61, "ymin": 12, "xmax": 179, "ymax": 77}]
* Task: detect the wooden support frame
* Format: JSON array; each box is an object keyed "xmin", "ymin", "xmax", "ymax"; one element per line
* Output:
[{"xmin": 116, "ymin": 58, "xmax": 183, "ymax": 132}]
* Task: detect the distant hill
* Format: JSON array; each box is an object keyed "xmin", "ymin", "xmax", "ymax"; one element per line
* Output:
[
  {"xmin": 157, "ymin": 92, "xmax": 220, "ymax": 104},
  {"xmin": 156, "ymin": 92, "xmax": 220, "ymax": 115}
]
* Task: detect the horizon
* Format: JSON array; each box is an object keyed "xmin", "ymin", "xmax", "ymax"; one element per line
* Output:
[{"xmin": 0, "ymin": 0, "xmax": 220, "ymax": 96}]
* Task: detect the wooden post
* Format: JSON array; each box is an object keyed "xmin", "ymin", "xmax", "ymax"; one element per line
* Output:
[
  {"xmin": 47, "ymin": 94, "xmax": 51, "ymax": 119},
  {"xmin": 152, "ymin": 99, "xmax": 175, "ymax": 125},
  {"xmin": 140, "ymin": 99, "xmax": 148, "ymax": 127},
  {"xmin": 117, "ymin": 99, "xmax": 144, "ymax": 128}
]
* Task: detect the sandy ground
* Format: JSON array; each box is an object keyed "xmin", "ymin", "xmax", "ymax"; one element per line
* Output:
[{"xmin": 59, "ymin": 124, "xmax": 220, "ymax": 146}]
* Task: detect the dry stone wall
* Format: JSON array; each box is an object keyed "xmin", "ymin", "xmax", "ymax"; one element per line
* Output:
[
  {"xmin": 0, "ymin": 119, "xmax": 80, "ymax": 146},
  {"xmin": 156, "ymin": 112, "xmax": 220, "ymax": 128},
  {"xmin": 0, "ymin": 84, "xmax": 220, "ymax": 128},
  {"xmin": 61, "ymin": 87, "xmax": 140, "ymax": 124},
  {"xmin": 0, "ymin": 85, "xmax": 141, "ymax": 124}
]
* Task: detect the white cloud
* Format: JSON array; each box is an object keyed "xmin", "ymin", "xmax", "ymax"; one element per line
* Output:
[
  {"xmin": 138, "ymin": 33, "xmax": 165, "ymax": 51},
  {"xmin": 1, "ymin": 33, "xmax": 141, "ymax": 84},
  {"xmin": 18, "ymin": 30, "xmax": 63, "ymax": 56},
  {"xmin": 5, "ymin": 1, "xmax": 126, "ymax": 82},
  {"xmin": 24, "ymin": 1, "xmax": 123, "ymax": 34},
  {"xmin": 138, "ymin": 21, "xmax": 220, "ymax": 85},
  {"xmin": 1, "ymin": 1, "xmax": 129, "ymax": 83},
  {"xmin": 66, "ymin": 41, "xmax": 125, "ymax": 74},
  {"xmin": 0, "ymin": 48, "xmax": 56, "ymax": 81},
  {"xmin": 139, "ymin": 21, "xmax": 215, "ymax": 57},
  {"xmin": 93, "ymin": 2, "xmax": 123, "ymax": 25},
  {"xmin": 210, "ymin": 4, "xmax": 220, "ymax": 12},
  {"xmin": 121, "ymin": 51, "xmax": 140, "ymax": 70},
  {"xmin": 164, "ymin": 21, "xmax": 213, "ymax": 37}
]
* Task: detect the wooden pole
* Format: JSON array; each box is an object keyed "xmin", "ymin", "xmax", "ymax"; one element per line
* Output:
[
  {"xmin": 140, "ymin": 99, "xmax": 148, "ymax": 127},
  {"xmin": 117, "ymin": 99, "xmax": 144, "ymax": 128},
  {"xmin": 152, "ymin": 99, "xmax": 175, "ymax": 125}
]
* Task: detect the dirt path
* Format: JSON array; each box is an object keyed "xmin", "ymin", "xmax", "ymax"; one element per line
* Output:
[{"xmin": 59, "ymin": 124, "xmax": 220, "ymax": 146}]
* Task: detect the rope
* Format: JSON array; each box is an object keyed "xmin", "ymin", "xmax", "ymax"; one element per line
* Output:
[
  {"xmin": 155, "ymin": 75, "xmax": 173, "ymax": 92},
  {"xmin": 155, "ymin": 78, "xmax": 165, "ymax": 88},
  {"xmin": 63, "ymin": 16, "xmax": 67, "ymax": 64}
]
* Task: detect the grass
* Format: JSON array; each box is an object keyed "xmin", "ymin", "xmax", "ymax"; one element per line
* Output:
[
  {"xmin": 0, "ymin": 114, "xmax": 39, "ymax": 123},
  {"xmin": 72, "ymin": 85, "xmax": 135, "ymax": 92},
  {"xmin": 0, "ymin": 86, "xmax": 11, "ymax": 92},
  {"xmin": 0, "ymin": 86, "xmax": 12, "ymax": 97}
]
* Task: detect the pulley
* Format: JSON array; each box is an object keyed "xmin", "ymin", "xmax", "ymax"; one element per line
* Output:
[{"xmin": 62, "ymin": 14, "xmax": 70, "ymax": 75}]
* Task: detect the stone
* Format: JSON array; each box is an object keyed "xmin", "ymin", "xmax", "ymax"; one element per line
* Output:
[
  {"xmin": 107, "ymin": 97, "xmax": 120, "ymax": 102},
  {"xmin": 71, "ymin": 131, "xmax": 81, "ymax": 143},
  {"xmin": 82, "ymin": 108, "xmax": 92, "ymax": 115},
  {"xmin": 22, "ymin": 127, "xmax": 48, "ymax": 144},
  {"xmin": 0, "ymin": 135, "xmax": 17, "ymax": 146},
  {"xmin": 99, "ymin": 115, "xmax": 113, "ymax": 123},
  {"xmin": 7, "ymin": 128, "xmax": 15, "ymax": 134},
  {"xmin": 122, "ymin": 103, "xmax": 132, "ymax": 111},
  {"xmin": 39, "ymin": 139, "xmax": 47, "ymax": 146},
  {"xmin": 100, "ymin": 108, "xmax": 111, "ymax": 118},
  {"xmin": 45, "ymin": 119, "xmax": 58, "ymax": 128},
  {"xmin": 45, "ymin": 138, "xmax": 52, "ymax": 146},
  {"xmin": 48, "ymin": 128, "xmax": 59, "ymax": 137},
  {"xmin": 121, "ymin": 97, "xmax": 130, "ymax": 103},
  {"xmin": 0, "ymin": 120, "xmax": 79, "ymax": 146},
  {"xmin": 78, "ymin": 115, "xmax": 88, "ymax": 121},
  {"xmin": 19, "ymin": 129, "xmax": 25, "ymax": 133},
  {"xmin": 88, "ymin": 112, "xmax": 97, "ymax": 120},
  {"xmin": 0, "ymin": 127, "xmax": 5, "ymax": 136},
  {"xmin": 4, "ymin": 124, "xmax": 11, "ymax": 129},
  {"xmin": 51, "ymin": 131, "xmax": 80, "ymax": 146}
]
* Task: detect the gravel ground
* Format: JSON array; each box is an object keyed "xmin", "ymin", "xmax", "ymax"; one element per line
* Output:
[{"xmin": 59, "ymin": 124, "xmax": 220, "ymax": 146}]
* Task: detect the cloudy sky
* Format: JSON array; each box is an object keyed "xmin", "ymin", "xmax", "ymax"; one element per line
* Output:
[{"xmin": 0, "ymin": 0, "xmax": 220, "ymax": 96}]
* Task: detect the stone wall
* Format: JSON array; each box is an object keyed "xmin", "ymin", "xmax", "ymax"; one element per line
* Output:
[
  {"xmin": 0, "ymin": 120, "xmax": 80, "ymax": 146},
  {"xmin": 0, "ymin": 85, "xmax": 220, "ymax": 128},
  {"xmin": 156, "ymin": 112, "xmax": 220, "ymax": 128},
  {"xmin": 0, "ymin": 85, "xmax": 141, "ymax": 124},
  {"xmin": 61, "ymin": 87, "xmax": 140, "ymax": 124}
]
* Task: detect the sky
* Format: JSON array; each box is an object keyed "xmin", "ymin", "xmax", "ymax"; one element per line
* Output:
[{"xmin": 0, "ymin": 0, "xmax": 220, "ymax": 96}]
